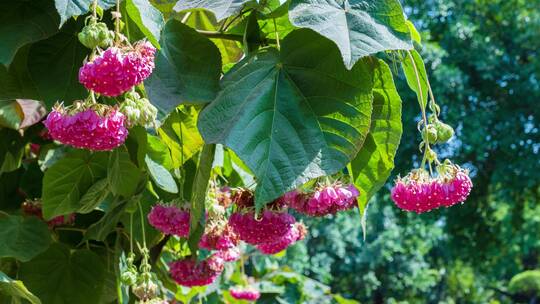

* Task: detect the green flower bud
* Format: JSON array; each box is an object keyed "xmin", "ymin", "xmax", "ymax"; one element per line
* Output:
[
  {"xmin": 434, "ymin": 121, "xmax": 454, "ymax": 143},
  {"xmin": 120, "ymin": 92, "xmax": 158, "ymax": 128},
  {"xmin": 421, "ymin": 125, "xmax": 438, "ymax": 143},
  {"xmin": 78, "ymin": 22, "xmax": 114, "ymax": 49},
  {"xmin": 120, "ymin": 269, "xmax": 138, "ymax": 286}
]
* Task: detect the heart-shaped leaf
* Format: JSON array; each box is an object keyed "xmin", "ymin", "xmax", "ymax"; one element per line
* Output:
[
  {"xmin": 198, "ymin": 29, "xmax": 375, "ymax": 206},
  {"xmin": 289, "ymin": 0, "xmax": 413, "ymax": 69}
]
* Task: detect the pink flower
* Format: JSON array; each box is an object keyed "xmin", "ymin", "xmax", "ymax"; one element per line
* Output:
[
  {"xmin": 169, "ymin": 255, "xmax": 224, "ymax": 287},
  {"xmin": 292, "ymin": 184, "xmax": 359, "ymax": 216},
  {"xmin": 229, "ymin": 211, "xmax": 296, "ymax": 245},
  {"xmin": 256, "ymin": 222, "xmax": 307, "ymax": 254},
  {"xmin": 229, "ymin": 287, "xmax": 261, "ymax": 301},
  {"xmin": 147, "ymin": 204, "xmax": 190, "ymax": 237},
  {"xmin": 44, "ymin": 108, "xmax": 127, "ymax": 151},
  {"xmin": 215, "ymin": 247, "xmax": 241, "ymax": 262},
  {"xmin": 79, "ymin": 41, "xmax": 155, "ymax": 97},
  {"xmin": 199, "ymin": 225, "xmax": 238, "ymax": 251},
  {"xmin": 391, "ymin": 166, "xmax": 472, "ymax": 213}
]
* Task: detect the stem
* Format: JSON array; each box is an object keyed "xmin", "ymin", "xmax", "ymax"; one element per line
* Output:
[
  {"xmin": 273, "ymin": 18, "xmax": 280, "ymax": 50},
  {"xmin": 92, "ymin": 0, "xmax": 98, "ymax": 20},
  {"xmin": 187, "ymin": 144, "xmax": 216, "ymax": 257},
  {"xmin": 129, "ymin": 212, "xmax": 134, "ymax": 254},
  {"xmin": 406, "ymin": 50, "xmax": 431, "ymax": 168},
  {"xmin": 114, "ymin": 0, "xmax": 121, "ymax": 44},
  {"xmin": 90, "ymin": 90, "xmax": 97, "ymax": 103},
  {"xmin": 181, "ymin": 12, "xmax": 192, "ymax": 24},
  {"xmin": 138, "ymin": 201, "xmax": 147, "ymax": 249}
]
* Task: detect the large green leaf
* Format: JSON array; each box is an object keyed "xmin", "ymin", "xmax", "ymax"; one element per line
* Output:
[
  {"xmin": 125, "ymin": 0, "xmax": 165, "ymax": 47},
  {"xmin": 0, "ymin": 46, "xmax": 40, "ymax": 101},
  {"xmin": 28, "ymin": 25, "xmax": 89, "ymax": 107},
  {"xmin": 18, "ymin": 244, "xmax": 106, "ymax": 304},
  {"xmin": 0, "ymin": 272, "xmax": 41, "ymax": 304},
  {"xmin": 174, "ymin": 0, "xmax": 253, "ymax": 21},
  {"xmin": 198, "ymin": 29, "xmax": 375, "ymax": 206},
  {"xmin": 0, "ymin": 100, "xmax": 23, "ymax": 130},
  {"xmin": 0, "ymin": 215, "xmax": 51, "ymax": 262},
  {"xmin": 350, "ymin": 59, "xmax": 402, "ymax": 212},
  {"xmin": 108, "ymin": 148, "xmax": 143, "ymax": 197},
  {"xmin": 401, "ymin": 49, "xmax": 429, "ymax": 110},
  {"xmin": 289, "ymin": 0, "xmax": 413, "ymax": 69},
  {"xmin": 78, "ymin": 178, "xmax": 110, "ymax": 214},
  {"xmin": 0, "ymin": 0, "xmax": 59, "ymax": 66},
  {"xmin": 145, "ymin": 20, "xmax": 222, "ymax": 114},
  {"xmin": 158, "ymin": 106, "xmax": 205, "ymax": 168},
  {"xmin": 54, "ymin": 0, "xmax": 116, "ymax": 26},
  {"xmin": 42, "ymin": 150, "xmax": 108, "ymax": 219}
]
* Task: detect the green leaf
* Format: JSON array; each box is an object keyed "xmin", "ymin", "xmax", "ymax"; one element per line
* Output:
[
  {"xmin": 28, "ymin": 25, "xmax": 89, "ymax": 107},
  {"xmin": 0, "ymin": 46, "xmax": 40, "ymax": 101},
  {"xmin": 289, "ymin": 0, "xmax": 413, "ymax": 69},
  {"xmin": 185, "ymin": 11, "xmax": 243, "ymax": 65},
  {"xmin": 108, "ymin": 148, "xmax": 143, "ymax": 197},
  {"xmin": 350, "ymin": 59, "xmax": 402, "ymax": 212},
  {"xmin": 42, "ymin": 150, "xmax": 108, "ymax": 219},
  {"xmin": 188, "ymin": 144, "xmax": 215, "ymax": 253},
  {"xmin": 198, "ymin": 29, "xmax": 374, "ymax": 206},
  {"xmin": 0, "ymin": 129, "xmax": 26, "ymax": 174},
  {"xmin": 78, "ymin": 178, "xmax": 110, "ymax": 214},
  {"xmin": 0, "ymin": 100, "xmax": 23, "ymax": 129},
  {"xmin": 406, "ymin": 20, "xmax": 421, "ymax": 44},
  {"xmin": 0, "ymin": 0, "xmax": 59, "ymax": 66},
  {"xmin": 145, "ymin": 20, "xmax": 222, "ymax": 114},
  {"xmin": 18, "ymin": 244, "xmax": 106, "ymax": 304},
  {"xmin": 85, "ymin": 201, "xmax": 127, "ymax": 241},
  {"xmin": 147, "ymin": 135, "xmax": 174, "ymax": 170},
  {"xmin": 158, "ymin": 106, "xmax": 205, "ymax": 168},
  {"xmin": 145, "ymin": 155, "xmax": 178, "ymax": 193},
  {"xmin": 0, "ymin": 271, "xmax": 41, "ymax": 304},
  {"xmin": 401, "ymin": 49, "xmax": 429, "ymax": 110},
  {"xmin": 0, "ymin": 215, "xmax": 50, "ymax": 262},
  {"xmin": 54, "ymin": 0, "xmax": 116, "ymax": 26},
  {"xmin": 174, "ymin": 0, "xmax": 253, "ymax": 21},
  {"xmin": 125, "ymin": 0, "xmax": 165, "ymax": 47}
]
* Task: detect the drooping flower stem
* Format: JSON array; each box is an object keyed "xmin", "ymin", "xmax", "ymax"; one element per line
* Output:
[
  {"xmin": 188, "ymin": 144, "xmax": 216, "ymax": 256},
  {"xmin": 406, "ymin": 50, "xmax": 432, "ymax": 168}
]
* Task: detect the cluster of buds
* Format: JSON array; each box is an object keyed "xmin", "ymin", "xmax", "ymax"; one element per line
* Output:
[{"xmin": 119, "ymin": 91, "xmax": 158, "ymax": 128}]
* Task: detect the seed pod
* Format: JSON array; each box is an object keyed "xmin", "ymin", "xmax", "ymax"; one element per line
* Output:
[
  {"xmin": 434, "ymin": 121, "xmax": 454, "ymax": 143},
  {"xmin": 78, "ymin": 22, "xmax": 114, "ymax": 49}
]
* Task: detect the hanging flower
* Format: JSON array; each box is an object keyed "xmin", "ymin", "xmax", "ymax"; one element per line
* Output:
[
  {"xmin": 391, "ymin": 163, "xmax": 472, "ymax": 213},
  {"xmin": 79, "ymin": 41, "xmax": 155, "ymax": 97},
  {"xmin": 256, "ymin": 222, "xmax": 307, "ymax": 255},
  {"xmin": 147, "ymin": 204, "xmax": 190, "ymax": 237},
  {"xmin": 229, "ymin": 210, "xmax": 296, "ymax": 245},
  {"xmin": 289, "ymin": 183, "xmax": 359, "ymax": 216},
  {"xmin": 44, "ymin": 103, "xmax": 127, "ymax": 151},
  {"xmin": 199, "ymin": 224, "xmax": 239, "ymax": 251},
  {"xmin": 229, "ymin": 286, "xmax": 261, "ymax": 301},
  {"xmin": 215, "ymin": 246, "xmax": 241, "ymax": 262},
  {"xmin": 169, "ymin": 255, "xmax": 224, "ymax": 287}
]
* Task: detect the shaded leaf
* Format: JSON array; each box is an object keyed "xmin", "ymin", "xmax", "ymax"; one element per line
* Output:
[
  {"xmin": 54, "ymin": 0, "xmax": 116, "ymax": 26},
  {"xmin": 19, "ymin": 244, "xmax": 106, "ymax": 304},
  {"xmin": 145, "ymin": 20, "xmax": 222, "ymax": 114},
  {"xmin": 0, "ymin": 100, "xmax": 23, "ymax": 129},
  {"xmin": 198, "ymin": 29, "xmax": 374, "ymax": 206},
  {"xmin": 108, "ymin": 147, "xmax": 143, "ymax": 197},
  {"xmin": 42, "ymin": 150, "xmax": 109, "ymax": 219},
  {"xmin": 289, "ymin": 0, "xmax": 413, "ymax": 69},
  {"xmin": 85, "ymin": 201, "xmax": 127, "ymax": 241},
  {"xmin": 0, "ymin": 0, "xmax": 59, "ymax": 66},
  {"xmin": 0, "ymin": 215, "xmax": 51, "ymax": 262},
  {"xmin": 78, "ymin": 178, "xmax": 110, "ymax": 214}
]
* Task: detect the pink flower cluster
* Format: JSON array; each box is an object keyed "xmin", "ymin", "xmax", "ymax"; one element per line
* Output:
[
  {"xmin": 230, "ymin": 287, "xmax": 261, "ymax": 301},
  {"xmin": 79, "ymin": 41, "xmax": 155, "ymax": 97},
  {"xmin": 229, "ymin": 211, "xmax": 296, "ymax": 245},
  {"xmin": 21, "ymin": 200, "xmax": 75, "ymax": 228},
  {"xmin": 199, "ymin": 225, "xmax": 238, "ymax": 251},
  {"xmin": 256, "ymin": 222, "xmax": 307, "ymax": 254},
  {"xmin": 44, "ymin": 108, "xmax": 127, "ymax": 151},
  {"xmin": 147, "ymin": 204, "xmax": 190, "ymax": 237},
  {"xmin": 215, "ymin": 246, "xmax": 241, "ymax": 262},
  {"xmin": 169, "ymin": 255, "xmax": 224, "ymax": 287},
  {"xmin": 289, "ymin": 184, "xmax": 360, "ymax": 216},
  {"xmin": 391, "ymin": 168, "xmax": 473, "ymax": 213}
]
